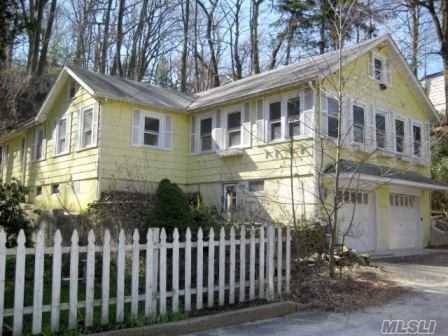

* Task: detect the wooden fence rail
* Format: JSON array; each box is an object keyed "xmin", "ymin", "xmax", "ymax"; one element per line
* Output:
[{"xmin": 0, "ymin": 225, "xmax": 291, "ymax": 335}]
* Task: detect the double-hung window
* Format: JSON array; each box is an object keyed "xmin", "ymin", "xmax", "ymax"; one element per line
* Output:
[
  {"xmin": 353, "ymin": 105, "xmax": 365, "ymax": 143},
  {"xmin": 413, "ymin": 124, "xmax": 422, "ymax": 157},
  {"xmin": 200, "ymin": 117, "xmax": 213, "ymax": 151},
  {"xmin": 287, "ymin": 97, "xmax": 301, "ymax": 137},
  {"xmin": 395, "ymin": 119, "xmax": 405, "ymax": 153},
  {"xmin": 55, "ymin": 117, "xmax": 69, "ymax": 155},
  {"xmin": 374, "ymin": 57, "xmax": 384, "ymax": 82},
  {"xmin": 227, "ymin": 111, "xmax": 242, "ymax": 147},
  {"xmin": 80, "ymin": 107, "xmax": 94, "ymax": 148},
  {"xmin": 327, "ymin": 97, "xmax": 339, "ymax": 138},
  {"xmin": 269, "ymin": 102, "xmax": 282, "ymax": 141},
  {"xmin": 144, "ymin": 117, "xmax": 160, "ymax": 147},
  {"xmin": 375, "ymin": 113, "xmax": 386, "ymax": 149}
]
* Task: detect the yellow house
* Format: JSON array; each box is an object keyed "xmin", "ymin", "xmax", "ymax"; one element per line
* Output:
[{"xmin": 1, "ymin": 35, "xmax": 447, "ymax": 252}]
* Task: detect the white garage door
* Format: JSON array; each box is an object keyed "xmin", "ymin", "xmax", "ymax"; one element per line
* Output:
[
  {"xmin": 389, "ymin": 193, "xmax": 421, "ymax": 249},
  {"xmin": 338, "ymin": 190, "xmax": 376, "ymax": 252}
]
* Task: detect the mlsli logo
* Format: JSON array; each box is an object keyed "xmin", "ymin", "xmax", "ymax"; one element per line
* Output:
[{"xmin": 381, "ymin": 320, "xmax": 437, "ymax": 335}]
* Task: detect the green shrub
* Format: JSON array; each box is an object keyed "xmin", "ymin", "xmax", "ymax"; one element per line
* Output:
[
  {"xmin": 0, "ymin": 179, "xmax": 33, "ymax": 246},
  {"xmin": 147, "ymin": 179, "xmax": 193, "ymax": 232},
  {"xmin": 292, "ymin": 222, "xmax": 327, "ymax": 259}
]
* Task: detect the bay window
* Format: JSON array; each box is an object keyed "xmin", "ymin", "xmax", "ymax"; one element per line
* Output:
[
  {"xmin": 269, "ymin": 101, "xmax": 282, "ymax": 141},
  {"xmin": 395, "ymin": 119, "xmax": 405, "ymax": 153},
  {"xmin": 375, "ymin": 113, "xmax": 386, "ymax": 149},
  {"xmin": 200, "ymin": 117, "xmax": 213, "ymax": 151},
  {"xmin": 287, "ymin": 97, "xmax": 301, "ymax": 137},
  {"xmin": 227, "ymin": 111, "xmax": 242, "ymax": 147},
  {"xmin": 353, "ymin": 105, "xmax": 365, "ymax": 143},
  {"xmin": 413, "ymin": 124, "xmax": 422, "ymax": 157}
]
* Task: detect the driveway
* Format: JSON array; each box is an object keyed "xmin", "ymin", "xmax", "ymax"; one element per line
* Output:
[{"xmin": 188, "ymin": 251, "xmax": 448, "ymax": 336}]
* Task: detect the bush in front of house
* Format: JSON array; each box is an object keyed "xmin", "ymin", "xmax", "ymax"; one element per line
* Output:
[{"xmin": 0, "ymin": 179, "xmax": 33, "ymax": 246}]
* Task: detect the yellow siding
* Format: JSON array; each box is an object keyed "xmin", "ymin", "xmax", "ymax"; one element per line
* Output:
[
  {"xmin": 1, "ymin": 82, "xmax": 100, "ymax": 212},
  {"xmin": 99, "ymin": 101, "xmax": 190, "ymax": 194}
]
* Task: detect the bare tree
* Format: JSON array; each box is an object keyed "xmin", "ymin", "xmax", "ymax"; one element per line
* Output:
[
  {"xmin": 250, "ymin": 0, "xmax": 264, "ymax": 74},
  {"xmin": 181, "ymin": 0, "xmax": 190, "ymax": 91}
]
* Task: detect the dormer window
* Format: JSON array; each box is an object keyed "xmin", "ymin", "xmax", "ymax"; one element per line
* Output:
[
  {"xmin": 369, "ymin": 52, "xmax": 390, "ymax": 85},
  {"xmin": 374, "ymin": 57, "xmax": 384, "ymax": 81}
]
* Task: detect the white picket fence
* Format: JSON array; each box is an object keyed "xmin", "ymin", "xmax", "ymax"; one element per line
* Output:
[{"xmin": 0, "ymin": 225, "xmax": 291, "ymax": 335}]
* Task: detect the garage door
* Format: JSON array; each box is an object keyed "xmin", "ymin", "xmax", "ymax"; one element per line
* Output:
[
  {"xmin": 338, "ymin": 190, "xmax": 376, "ymax": 252},
  {"xmin": 389, "ymin": 193, "xmax": 421, "ymax": 249}
]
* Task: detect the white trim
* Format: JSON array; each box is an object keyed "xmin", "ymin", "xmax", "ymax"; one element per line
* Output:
[
  {"xmin": 32, "ymin": 126, "xmax": 46, "ymax": 162},
  {"xmin": 371, "ymin": 51, "xmax": 387, "ymax": 84},
  {"xmin": 411, "ymin": 120, "xmax": 423, "ymax": 160},
  {"xmin": 223, "ymin": 105, "xmax": 244, "ymax": 149},
  {"xmin": 198, "ymin": 112, "xmax": 215, "ymax": 153},
  {"xmin": 339, "ymin": 173, "xmax": 448, "ymax": 191},
  {"xmin": 351, "ymin": 100, "xmax": 368, "ymax": 145},
  {"xmin": 54, "ymin": 113, "xmax": 71, "ymax": 156},
  {"xmin": 78, "ymin": 104, "xmax": 97, "ymax": 150}
]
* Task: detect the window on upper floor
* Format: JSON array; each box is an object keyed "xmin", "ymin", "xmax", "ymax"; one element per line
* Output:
[
  {"xmin": 144, "ymin": 117, "xmax": 160, "ymax": 147},
  {"xmin": 375, "ymin": 113, "xmax": 386, "ymax": 149},
  {"xmin": 79, "ymin": 106, "xmax": 96, "ymax": 149},
  {"xmin": 227, "ymin": 111, "xmax": 242, "ymax": 148},
  {"xmin": 353, "ymin": 105, "xmax": 365, "ymax": 144},
  {"xmin": 327, "ymin": 97, "xmax": 339, "ymax": 138},
  {"xmin": 132, "ymin": 111, "xmax": 172, "ymax": 149},
  {"xmin": 200, "ymin": 117, "xmax": 213, "ymax": 152},
  {"xmin": 395, "ymin": 119, "xmax": 405, "ymax": 153},
  {"xmin": 413, "ymin": 124, "xmax": 422, "ymax": 157},
  {"xmin": 55, "ymin": 116, "xmax": 69, "ymax": 155},
  {"xmin": 287, "ymin": 97, "xmax": 301, "ymax": 137},
  {"xmin": 374, "ymin": 57, "xmax": 384, "ymax": 82},
  {"xmin": 269, "ymin": 101, "xmax": 282, "ymax": 141},
  {"xmin": 33, "ymin": 126, "xmax": 46, "ymax": 161}
]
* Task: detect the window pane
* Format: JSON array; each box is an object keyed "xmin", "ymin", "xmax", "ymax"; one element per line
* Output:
[
  {"xmin": 57, "ymin": 119, "xmax": 67, "ymax": 153},
  {"xmin": 374, "ymin": 58, "xmax": 383, "ymax": 81},
  {"xmin": 353, "ymin": 105, "xmax": 365, "ymax": 143},
  {"xmin": 270, "ymin": 122, "xmax": 281, "ymax": 140},
  {"xmin": 144, "ymin": 133, "xmax": 158, "ymax": 146},
  {"xmin": 200, "ymin": 118, "xmax": 212, "ymax": 136},
  {"xmin": 395, "ymin": 120, "xmax": 404, "ymax": 152},
  {"xmin": 289, "ymin": 121, "xmax": 300, "ymax": 137},
  {"xmin": 328, "ymin": 116, "xmax": 338, "ymax": 138},
  {"xmin": 145, "ymin": 117, "xmax": 159, "ymax": 132},
  {"xmin": 413, "ymin": 125, "xmax": 421, "ymax": 156},
  {"xmin": 201, "ymin": 135, "xmax": 212, "ymax": 151},
  {"xmin": 376, "ymin": 114, "xmax": 386, "ymax": 148},
  {"xmin": 228, "ymin": 112, "xmax": 241, "ymax": 129},
  {"xmin": 327, "ymin": 97, "xmax": 338, "ymax": 115},
  {"xmin": 225, "ymin": 185, "xmax": 237, "ymax": 210},
  {"xmin": 229, "ymin": 130, "xmax": 241, "ymax": 147},
  {"xmin": 287, "ymin": 97, "xmax": 300, "ymax": 117},
  {"xmin": 269, "ymin": 102, "xmax": 281, "ymax": 120},
  {"xmin": 395, "ymin": 120, "xmax": 404, "ymax": 136},
  {"xmin": 82, "ymin": 109, "xmax": 93, "ymax": 147}
]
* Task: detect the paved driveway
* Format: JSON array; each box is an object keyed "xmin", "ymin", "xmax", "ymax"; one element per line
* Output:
[{"xmin": 188, "ymin": 251, "xmax": 448, "ymax": 336}]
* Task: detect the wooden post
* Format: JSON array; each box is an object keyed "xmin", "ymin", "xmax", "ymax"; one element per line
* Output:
[
  {"xmin": 159, "ymin": 229, "xmax": 167, "ymax": 314},
  {"xmin": 196, "ymin": 228, "xmax": 203, "ymax": 310},
  {"xmin": 13, "ymin": 230, "xmax": 26, "ymax": 336},
  {"xmin": 207, "ymin": 228, "xmax": 215, "ymax": 308},
  {"xmin": 259, "ymin": 226, "xmax": 265, "ymax": 299},
  {"xmin": 68, "ymin": 230, "xmax": 79, "ymax": 330},
  {"xmin": 249, "ymin": 227, "xmax": 256, "ymax": 301},
  {"xmin": 277, "ymin": 226, "xmax": 283, "ymax": 295},
  {"xmin": 218, "ymin": 227, "xmax": 225, "ymax": 306},
  {"xmin": 266, "ymin": 225, "xmax": 275, "ymax": 301},
  {"xmin": 85, "ymin": 230, "xmax": 96, "ymax": 327},
  {"xmin": 116, "ymin": 230, "xmax": 126, "ymax": 322},
  {"xmin": 239, "ymin": 226, "xmax": 246, "ymax": 303},
  {"xmin": 0, "ymin": 230, "xmax": 6, "ymax": 336},
  {"xmin": 131, "ymin": 230, "xmax": 140, "ymax": 318},
  {"xmin": 145, "ymin": 229, "xmax": 154, "ymax": 317},
  {"xmin": 172, "ymin": 229, "xmax": 180, "ymax": 313},
  {"xmin": 229, "ymin": 226, "xmax": 236, "ymax": 304},
  {"xmin": 51, "ymin": 230, "xmax": 62, "ymax": 332},
  {"xmin": 286, "ymin": 226, "xmax": 291, "ymax": 294},
  {"xmin": 101, "ymin": 230, "xmax": 111, "ymax": 325},
  {"xmin": 32, "ymin": 230, "xmax": 45, "ymax": 334},
  {"xmin": 184, "ymin": 228, "xmax": 192, "ymax": 312}
]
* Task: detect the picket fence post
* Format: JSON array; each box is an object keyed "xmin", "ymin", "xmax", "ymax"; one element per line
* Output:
[
  {"xmin": 229, "ymin": 226, "xmax": 236, "ymax": 305},
  {"xmin": 218, "ymin": 227, "xmax": 225, "ymax": 306},
  {"xmin": 266, "ymin": 225, "xmax": 275, "ymax": 301},
  {"xmin": 207, "ymin": 228, "xmax": 215, "ymax": 308},
  {"xmin": 101, "ymin": 230, "xmax": 111, "ymax": 325},
  {"xmin": 151, "ymin": 228, "xmax": 160, "ymax": 312},
  {"xmin": 196, "ymin": 228, "xmax": 203, "ymax": 310},
  {"xmin": 68, "ymin": 230, "xmax": 79, "ymax": 330},
  {"xmin": 277, "ymin": 226, "xmax": 283, "ymax": 295},
  {"xmin": 85, "ymin": 230, "xmax": 96, "ymax": 327},
  {"xmin": 51, "ymin": 230, "xmax": 62, "ymax": 332},
  {"xmin": 145, "ymin": 229, "xmax": 154, "ymax": 317},
  {"xmin": 259, "ymin": 226, "xmax": 265, "ymax": 298},
  {"xmin": 13, "ymin": 230, "xmax": 26, "ymax": 336},
  {"xmin": 249, "ymin": 227, "xmax": 256, "ymax": 301},
  {"xmin": 172, "ymin": 229, "xmax": 180, "ymax": 313},
  {"xmin": 131, "ymin": 230, "xmax": 140, "ymax": 318},
  {"xmin": 116, "ymin": 230, "xmax": 126, "ymax": 323},
  {"xmin": 159, "ymin": 229, "xmax": 167, "ymax": 314},
  {"xmin": 184, "ymin": 228, "xmax": 192, "ymax": 312},
  {"xmin": 239, "ymin": 226, "xmax": 246, "ymax": 303},
  {"xmin": 286, "ymin": 227, "xmax": 291, "ymax": 294}
]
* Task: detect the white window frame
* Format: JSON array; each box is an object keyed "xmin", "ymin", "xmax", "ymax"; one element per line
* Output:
[
  {"xmin": 131, "ymin": 110, "xmax": 172, "ymax": 150},
  {"xmin": 199, "ymin": 114, "xmax": 214, "ymax": 153},
  {"xmin": 267, "ymin": 99, "xmax": 282, "ymax": 142},
  {"xmin": 78, "ymin": 105, "xmax": 97, "ymax": 150},
  {"xmin": 285, "ymin": 93, "xmax": 302, "ymax": 139},
  {"xmin": 412, "ymin": 120, "xmax": 423, "ymax": 159},
  {"xmin": 225, "ymin": 109, "xmax": 243, "ymax": 149},
  {"xmin": 374, "ymin": 110, "xmax": 387, "ymax": 150},
  {"xmin": 326, "ymin": 96, "xmax": 339, "ymax": 139},
  {"xmin": 394, "ymin": 115, "xmax": 406, "ymax": 154},
  {"xmin": 54, "ymin": 114, "xmax": 70, "ymax": 156},
  {"xmin": 143, "ymin": 115, "xmax": 162, "ymax": 148},
  {"xmin": 373, "ymin": 53, "xmax": 386, "ymax": 82},
  {"xmin": 33, "ymin": 126, "xmax": 46, "ymax": 161},
  {"xmin": 352, "ymin": 102, "xmax": 367, "ymax": 144}
]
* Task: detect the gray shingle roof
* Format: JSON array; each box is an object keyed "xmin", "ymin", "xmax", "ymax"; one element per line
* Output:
[
  {"xmin": 188, "ymin": 36, "xmax": 386, "ymax": 111},
  {"xmin": 67, "ymin": 65, "xmax": 194, "ymax": 111},
  {"xmin": 326, "ymin": 159, "xmax": 448, "ymax": 189}
]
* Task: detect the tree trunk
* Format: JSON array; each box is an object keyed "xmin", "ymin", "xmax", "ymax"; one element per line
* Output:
[
  {"xmin": 111, "ymin": 0, "xmax": 125, "ymax": 77},
  {"xmin": 250, "ymin": 0, "xmax": 262, "ymax": 74},
  {"xmin": 409, "ymin": 0, "xmax": 420, "ymax": 76},
  {"xmin": 99, "ymin": 0, "xmax": 112, "ymax": 74},
  {"xmin": 181, "ymin": 0, "xmax": 190, "ymax": 92},
  {"xmin": 232, "ymin": 0, "xmax": 242, "ymax": 80},
  {"xmin": 128, "ymin": 0, "xmax": 149, "ymax": 80},
  {"xmin": 36, "ymin": 0, "xmax": 57, "ymax": 76}
]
